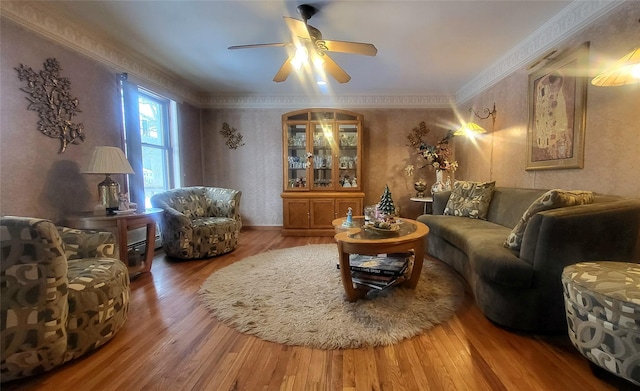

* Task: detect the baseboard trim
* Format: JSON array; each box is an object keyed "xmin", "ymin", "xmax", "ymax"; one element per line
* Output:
[{"xmin": 242, "ymin": 226, "xmax": 281, "ymax": 231}]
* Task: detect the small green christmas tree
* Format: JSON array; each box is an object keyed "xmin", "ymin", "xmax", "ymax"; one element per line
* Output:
[{"xmin": 378, "ymin": 185, "xmax": 396, "ymax": 217}]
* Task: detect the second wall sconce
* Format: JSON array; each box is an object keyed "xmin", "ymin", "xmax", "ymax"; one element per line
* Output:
[
  {"xmin": 453, "ymin": 122, "xmax": 487, "ymax": 136},
  {"xmin": 455, "ymin": 103, "xmax": 497, "ymax": 135},
  {"xmin": 592, "ymin": 47, "xmax": 640, "ymax": 86},
  {"xmin": 470, "ymin": 103, "xmax": 498, "ymax": 130}
]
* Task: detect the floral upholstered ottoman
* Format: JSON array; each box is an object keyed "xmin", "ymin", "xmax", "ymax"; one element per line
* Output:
[{"xmin": 562, "ymin": 261, "xmax": 640, "ymax": 386}]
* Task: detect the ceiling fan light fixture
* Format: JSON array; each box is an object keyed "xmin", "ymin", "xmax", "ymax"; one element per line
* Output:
[
  {"xmin": 291, "ymin": 46, "xmax": 309, "ymax": 69},
  {"xmin": 312, "ymin": 54, "xmax": 325, "ymax": 70},
  {"xmin": 229, "ymin": 4, "xmax": 376, "ymax": 84}
]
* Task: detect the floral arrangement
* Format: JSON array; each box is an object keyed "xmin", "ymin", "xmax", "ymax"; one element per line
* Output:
[{"xmin": 406, "ymin": 121, "xmax": 458, "ymax": 174}]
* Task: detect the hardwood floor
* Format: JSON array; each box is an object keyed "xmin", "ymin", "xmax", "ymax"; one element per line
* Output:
[{"xmin": 4, "ymin": 229, "xmax": 631, "ymax": 390}]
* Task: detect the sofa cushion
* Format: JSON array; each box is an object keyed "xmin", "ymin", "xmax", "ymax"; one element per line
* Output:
[
  {"xmin": 444, "ymin": 181, "xmax": 496, "ymax": 220},
  {"xmin": 504, "ymin": 189, "xmax": 595, "ymax": 251},
  {"xmin": 421, "ymin": 215, "xmax": 533, "ymax": 287},
  {"xmin": 485, "ymin": 188, "xmax": 547, "ymax": 228}
]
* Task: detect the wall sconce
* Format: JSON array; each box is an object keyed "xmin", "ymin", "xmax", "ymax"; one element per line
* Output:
[
  {"xmin": 470, "ymin": 103, "xmax": 498, "ymax": 130},
  {"xmin": 453, "ymin": 102, "xmax": 498, "ymax": 136},
  {"xmin": 591, "ymin": 47, "xmax": 640, "ymax": 86},
  {"xmin": 453, "ymin": 122, "xmax": 488, "ymax": 136}
]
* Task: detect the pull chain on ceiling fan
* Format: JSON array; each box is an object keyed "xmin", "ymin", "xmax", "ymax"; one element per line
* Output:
[{"xmin": 228, "ymin": 4, "xmax": 377, "ymax": 83}]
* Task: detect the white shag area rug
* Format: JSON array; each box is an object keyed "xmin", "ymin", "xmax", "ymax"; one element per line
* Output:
[{"xmin": 199, "ymin": 244, "xmax": 463, "ymax": 349}]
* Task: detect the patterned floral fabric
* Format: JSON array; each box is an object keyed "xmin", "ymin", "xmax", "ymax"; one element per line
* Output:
[
  {"xmin": 562, "ymin": 261, "xmax": 640, "ymax": 386},
  {"xmin": 150, "ymin": 187, "xmax": 242, "ymax": 259},
  {"xmin": 1, "ymin": 217, "xmax": 129, "ymax": 382},
  {"xmin": 444, "ymin": 181, "xmax": 495, "ymax": 220},
  {"xmin": 504, "ymin": 189, "xmax": 594, "ymax": 251},
  {"xmin": 59, "ymin": 227, "xmax": 116, "ymax": 260}
]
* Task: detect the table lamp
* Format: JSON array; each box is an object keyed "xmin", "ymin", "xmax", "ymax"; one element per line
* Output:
[{"xmin": 83, "ymin": 146, "xmax": 134, "ymax": 215}]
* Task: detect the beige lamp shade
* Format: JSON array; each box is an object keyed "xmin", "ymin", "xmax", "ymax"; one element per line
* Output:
[
  {"xmin": 454, "ymin": 122, "xmax": 487, "ymax": 136},
  {"xmin": 591, "ymin": 47, "xmax": 640, "ymax": 86},
  {"xmin": 83, "ymin": 146, "xmax": 134, "ymax": 174}
]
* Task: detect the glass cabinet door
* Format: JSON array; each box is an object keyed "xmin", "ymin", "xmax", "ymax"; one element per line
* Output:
[
  {"xmin": 337, "ymin": 123, "xmax": 359, "ymax": 189},
  {"xmin": 311, "ymin": 122, "xmax": 334, "ymax": 189},
  {"xmin": 285, "ymin": 123, "xmax": 308, "ymax": 189}
]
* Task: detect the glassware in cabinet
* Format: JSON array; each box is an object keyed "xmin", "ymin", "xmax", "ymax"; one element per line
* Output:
[
  {"xmin": 338, "ymin": 123, "xmax": 359, "ymax": 189},
  {"xmin": 285, "ymin": 123, "xmax": 308, "ymax": 189},
  {"xmin": 312, "ymin": 122, "xmax": 333, "ymax": 189}
]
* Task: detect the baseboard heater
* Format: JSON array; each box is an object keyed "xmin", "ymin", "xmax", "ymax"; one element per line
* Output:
[{"xmin": 126, "ymin": 225, "xmax": 163, "ymax": 254}]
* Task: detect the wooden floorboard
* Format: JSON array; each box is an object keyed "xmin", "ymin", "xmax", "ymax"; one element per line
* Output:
[{"xmin": 3, "ymin": 230, "xmax": 630, "ymax": 390}]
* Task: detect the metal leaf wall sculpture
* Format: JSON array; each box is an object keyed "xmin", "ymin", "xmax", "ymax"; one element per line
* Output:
[
  {"xmin": 220, "ymin": 122, "xmax": 245, "ymax": 149},
  {"xmin": 15, "ymin": 58, "xmax": 85, "ymax": 153}
]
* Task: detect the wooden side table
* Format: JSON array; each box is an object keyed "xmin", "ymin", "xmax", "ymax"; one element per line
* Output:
[
  {"xmin": 410, "ymin": 196, "xmax": 434, "ymax": 214},
  {"xmin": 65, "ymin": 208, "xmax": 162, "ymax": 277}
]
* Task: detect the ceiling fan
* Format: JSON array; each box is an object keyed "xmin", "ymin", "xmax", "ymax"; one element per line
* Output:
[{"xmin": 228, "ymin": 4, "xmax": 377, "ymax": 83}]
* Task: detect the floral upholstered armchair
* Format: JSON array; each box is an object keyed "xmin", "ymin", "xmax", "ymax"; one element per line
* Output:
[
  {"xmin": 1, "ymin": 217, "xmax": 130, "ymax": 382},
  {"xmin": 150, "ymin": 186, "xmax": 242, "ymax": 259}
]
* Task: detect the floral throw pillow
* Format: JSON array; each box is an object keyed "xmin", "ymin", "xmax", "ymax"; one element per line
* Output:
[
  {"xmin": 443, "ymin": 181, "xmax": 496, "ymax": 220},
  {"xmin": 504, "ymin": 189, "xmax": 595, "ymax": 251}
]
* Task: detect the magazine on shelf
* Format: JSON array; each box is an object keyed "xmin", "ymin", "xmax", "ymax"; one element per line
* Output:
[
  {"xmin": 348, "ymin": 253, "xmax": 412, "ymax": 276},
  {"xmin": 351, "ymin": 270, "xmax": 407, "ymax": 291}
]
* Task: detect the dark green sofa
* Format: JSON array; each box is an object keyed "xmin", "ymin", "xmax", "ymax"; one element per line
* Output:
[{"xmin": 417, "ymin": 187, "xmax": 640, "ymax": 332}]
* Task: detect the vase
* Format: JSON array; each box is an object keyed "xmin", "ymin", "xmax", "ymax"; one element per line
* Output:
[
  {"xmin": 431, "ymin": 170, "xmax": 446, "ymax": 194},
  {"xmin": 445, "ymin": 175, "xmax": 452, "ymax": 191},
  {"xmin": 413, "ymin": 180, "xmax": 427, "ymax": 198}
]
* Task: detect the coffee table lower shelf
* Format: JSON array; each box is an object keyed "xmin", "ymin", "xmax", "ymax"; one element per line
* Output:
[{"xmin": 332, "ymin": 217, "xmax": 429, "ymax": 302}]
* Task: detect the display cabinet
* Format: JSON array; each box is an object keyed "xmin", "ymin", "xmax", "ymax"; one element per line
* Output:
[{"xmin": 282, "ymin": 109, "xmax": 364, "ymax": 236}]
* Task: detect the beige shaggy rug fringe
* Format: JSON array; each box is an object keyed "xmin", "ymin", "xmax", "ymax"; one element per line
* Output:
[{"xmin": 199, "ymin": 244, "xmax": 463, "ymax": 349}]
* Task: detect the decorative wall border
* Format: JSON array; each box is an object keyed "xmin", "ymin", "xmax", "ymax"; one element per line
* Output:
[
  {"xmin": 456, "ymin": 0, "xmax": 623, "ymax": 104},
  {"xmin": 1, "ymin": 0, "xmax": 623, "ymax": 109},
  {"xmin": 199, "ymin": 94, "xmax": 455, "ymax": 109}
]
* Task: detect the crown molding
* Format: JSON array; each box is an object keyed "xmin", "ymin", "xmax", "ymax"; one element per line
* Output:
[
  {"xmin": 2, "ymin": 0, "xmax": 622, "ymax": 109},
  {"xmin": 456, "ymin": 0, "xmax": 623, "ymax": 104},
  {"xmin": 0, "ymin": 1, "xmax": 202, "ymax": 105},
  {"xmin": 199, "ymin": 94, "xmax": 455, "ymax": 109}
]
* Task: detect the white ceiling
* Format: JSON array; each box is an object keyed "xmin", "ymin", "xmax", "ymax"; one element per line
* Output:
[{"xmin": 15, "ymin": 1, "xmax": 594, "ymax": 101}]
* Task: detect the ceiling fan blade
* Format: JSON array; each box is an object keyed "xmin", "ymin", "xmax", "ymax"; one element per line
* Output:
[
  {"xmin": 319, "ymin": 40, "xmax": 377, "ymax": 56},
  {"xmin": 322, "ymin": 54, "xmax": 351, "ymax": 84},
  {"xmin": 283, "ymin": 16, "xmax": 311, "ymax": 41},
  {"xmin": 273, "ymin": 55, "xmax": 294, "ymax": 82},
  {"xmin": 228, "ymin": 43, "xmax": 287, "ymax": 50}
]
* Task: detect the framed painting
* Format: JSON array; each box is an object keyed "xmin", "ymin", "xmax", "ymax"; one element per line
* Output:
[{"xmin": 526, "ymin": 42, "xmax": 589, "ymax": 170}]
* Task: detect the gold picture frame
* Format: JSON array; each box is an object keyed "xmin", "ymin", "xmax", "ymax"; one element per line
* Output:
[{"xmin": 526, "ymin": 42, "xmax": 589, "ymax": 170}]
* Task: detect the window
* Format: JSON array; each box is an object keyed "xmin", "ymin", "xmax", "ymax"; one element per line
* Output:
[
  {"xmin": 138, "ymin": 91, "xmax": 171, "ymax": 208},
  {"xmin": 120, "ymin": 77, "xmax": 179, "ymax": 209}
]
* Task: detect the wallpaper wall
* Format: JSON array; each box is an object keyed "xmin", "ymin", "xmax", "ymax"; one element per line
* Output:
[
  {"xmin": 0, "ymin": 19, "xmax": 123, "ymax": 223},
  {"xmin": 1, "ymin": 2, "xmax": 638, "ymax": 229},
  {"xmin": 0, "ymin": 19, "xmax": 203, "ymax": 223},
  {"xmin": 201, "ymin": 108, "xmax": 455, "ymax": 226},
  {"xmin": 456, "ymin": 1, "xmax": 639, "ymax": 199}
]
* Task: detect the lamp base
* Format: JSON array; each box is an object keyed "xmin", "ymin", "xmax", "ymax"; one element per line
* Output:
[{"xmin": 98, "ymin": 174, "xmax": 121, "ymax": 214}]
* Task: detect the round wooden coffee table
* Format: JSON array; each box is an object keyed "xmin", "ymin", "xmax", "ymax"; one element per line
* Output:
[{"xmin": 332, "ymin": 217, "xmax": 429, "ymax": 301}]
